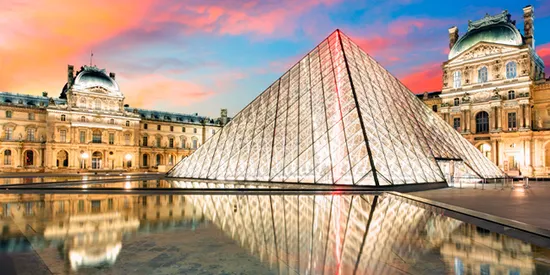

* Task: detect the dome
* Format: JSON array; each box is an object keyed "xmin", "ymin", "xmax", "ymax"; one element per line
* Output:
[
  {"xmin": 449, "ymin": 14, "xmax": 523, "ymax": 59},
  {"xmin": 70, "ymin": 66, "xmax": 121, "ymax": 96}
]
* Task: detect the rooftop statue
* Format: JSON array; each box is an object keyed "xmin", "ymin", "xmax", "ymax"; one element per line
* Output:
[{"xmin": 467, "ymin": 10, "xmax": 515, "ymax": 31}]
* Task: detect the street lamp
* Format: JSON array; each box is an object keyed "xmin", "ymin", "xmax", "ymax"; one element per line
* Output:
[
  {"xmin": 125, "ymin": 154, "xmax": 132, "ymax": 170},
  {"xmin": 80, "ymin": 152, "xmax": 89, "ymax": 169}
]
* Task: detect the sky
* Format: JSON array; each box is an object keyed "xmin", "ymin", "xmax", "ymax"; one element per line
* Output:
[{"xmin": 1, "ymin": 0, "xmax": 550, "ymax": 118}]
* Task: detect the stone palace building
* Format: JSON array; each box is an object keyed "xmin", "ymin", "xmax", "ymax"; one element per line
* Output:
[
  {"xmin": 0, "ymin": 65, "xmax": 228, "ymax": 172},
  {"xmin": 419, "ymin": 5, "xmax": 550, "ymax": 176}
]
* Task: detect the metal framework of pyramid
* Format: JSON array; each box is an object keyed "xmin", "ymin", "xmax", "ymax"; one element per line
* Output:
[{"xmin": 168, "ymin": 30, "xmax": 504, "ymax": 186}]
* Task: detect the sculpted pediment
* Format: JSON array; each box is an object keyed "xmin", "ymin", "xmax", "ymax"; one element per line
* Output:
[{"xmin": 449, "ymin": 42, "xmax": 519, "ymax": 63}]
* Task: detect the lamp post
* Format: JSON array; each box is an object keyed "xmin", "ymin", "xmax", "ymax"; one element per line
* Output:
[
  {"xmin": 124, "ymin": 154, "xmax": 132, "ymax": 170},
  {"xmin": 80, "ymin": 152, "xmax": 89, "ymax": 169}
]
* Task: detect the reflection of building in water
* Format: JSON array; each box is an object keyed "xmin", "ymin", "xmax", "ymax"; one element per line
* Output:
[
  {"xmin": 181, "ymin": 189, "xmax": 462, "ymax": 274},
  {"xmin": 440, "ymin": 224, "xmax": 534, "ymax": 274},
  {"xmin": 0, "ymin": 194, "xmax": 200, "ymax": 271}
]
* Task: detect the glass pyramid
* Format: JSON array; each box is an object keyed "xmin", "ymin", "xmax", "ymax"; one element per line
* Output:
[{"xmin": 168, "ymin": 30, "xmax": 504, "ymax": 186}]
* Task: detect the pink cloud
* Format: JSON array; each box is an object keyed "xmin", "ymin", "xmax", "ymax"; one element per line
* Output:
[
  {"xmin": 538, "ymin": 42, "xmax": 550, "ymax": 75},
  {"xmin": 399, "ymin": 62, "xmax": 442, "ymax": 93},
  {"xmin": 120, "ymin": 74, "xmax": 215, "ymax": 109}
]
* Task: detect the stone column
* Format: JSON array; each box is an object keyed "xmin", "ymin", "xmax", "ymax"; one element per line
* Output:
[
  {"xmin": 518, "ymin": 106, "xmax": 524, "ymax": 128},
  {"xmin": 491, "ymin": 139, "xmax": 498, "ymax": 165},
  {"xmin": 465, "ymin": 110, "xmax": 471, "ymax": 132},
  {"xmin": 496, "ymin": 106, "xmax": 502, "ymax": 130},
  {"xmin": 526, "ymin": 105, "xmax": 531, "ymax": 128}
]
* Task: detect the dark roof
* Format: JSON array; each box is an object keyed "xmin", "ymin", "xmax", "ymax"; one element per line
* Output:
[
  {"xmin": 125, "ymin": 107, "xmax": 224, "ymax": 126},
  {"xmin": 0, "ymin": 92, "xmax": 66, "ymax": 108},
  {"xmin": 416, "ymin": 91, "xmax": 442, "ymax": 100}
]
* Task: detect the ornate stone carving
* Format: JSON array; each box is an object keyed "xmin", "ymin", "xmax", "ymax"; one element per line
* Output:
[
  {"xmin": 462, "ymin": 44, "xmax": 504, "ymax": 60},
  {"xmin": 467, "ymin": 10, "xmax": 514, "ymax": 31}
]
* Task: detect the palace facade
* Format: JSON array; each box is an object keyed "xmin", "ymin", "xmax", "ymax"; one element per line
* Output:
[
  {"xmin": 0, "ymin": 65, "xmax": 228, "ymax": 172},
  {"xmin": 419, "ymin": 5, "xmax": 550, "ymax": 176}
]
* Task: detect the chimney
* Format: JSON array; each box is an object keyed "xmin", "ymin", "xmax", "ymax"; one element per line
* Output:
[
  {"xmin": 109, "ymin": 72, "xmax": 116, "ymax": 80},
  {"xmin": 42, "ymin": 91, "xmax": 48, "ymax": 97},
  {"xmin": 523, "ymin": 5, "xmax": 535, "ymax": 48},
  {"xmin": 67, "ymin": 65, "xmax": 74, "ymax": 86},
  {"xmin": 220, "ymin": 108, "xmax": 228, "ymax": 125},
  {"xmin": 448, "ymin": 26, "xmax": 459, "ymax": 49}
]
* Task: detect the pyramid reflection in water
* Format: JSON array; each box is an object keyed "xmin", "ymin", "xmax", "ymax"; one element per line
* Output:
[{"xmin": 168, "ymin": 30, "xmax": 504, "ymax": 186}]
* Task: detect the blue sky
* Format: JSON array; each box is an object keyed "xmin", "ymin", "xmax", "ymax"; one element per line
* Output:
[{"xmin": 1, "ymin": 0, "xmax": 549, "ymax": 118}]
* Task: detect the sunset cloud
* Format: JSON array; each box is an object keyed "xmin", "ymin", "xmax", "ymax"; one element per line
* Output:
[{"xmin": 0, "ymin": 0, "xmax": 548, "ymax": 117}]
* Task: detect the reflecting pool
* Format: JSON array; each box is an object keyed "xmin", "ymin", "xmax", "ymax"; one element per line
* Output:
[{"xmin": 0, "ymin": 190, "xmax": 550, "ymax": 274}]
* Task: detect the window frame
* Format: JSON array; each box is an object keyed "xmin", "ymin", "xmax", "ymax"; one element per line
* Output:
[
  {"xmin": 478, "ymin": 66, "xmax": 488, "ymax": 83},
  {"xmin": 506, "ymin": 61, "xmax": 517, "ymax": 79},
  {"xmin": 453, "ymin": 71, "xmax": 462, "ymax": 88}
]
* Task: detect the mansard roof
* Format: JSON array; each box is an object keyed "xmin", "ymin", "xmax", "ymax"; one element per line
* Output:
[
  {"xmin": 0, "ymin": 92, "xmax": 66, "ymax": 108},
  {"xmin": 125, "ymin": 107, "xmax": 226, "ymax": 126}
]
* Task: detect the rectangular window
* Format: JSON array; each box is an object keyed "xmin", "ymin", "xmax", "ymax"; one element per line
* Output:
[
  {"xmin": 6, "ymin": 111, "xmax": 12, "ymax": 118},
  {"xmin": 170, "ymin": 126, "xmax": 174, "ymax": 132},
  {"xmin": 157, "ymin": 125, "xmax": 161, "ymax": 131},
  {"xmin": 192, "ymin": 139, "xmax": 198, "ymax": 149},
  {"xmin": 28, "ymin": 113, "xmax": 35, "ymax": 120},
  {"xmin": 453, "ymin": 118, "xmax": 461, "ymax": 131},
  {"xmin": 80, "ymin": 131, "xmax": 86, "ymax": 143},
  {"xmin": 144, "ymin": 123, "xmax": 148, "ymax": 129},
  {"xmin": 182, "ymin": 127, "xmax": 186, "ymax": 132},
  {"xmin": 125, "ymin": 134, "xmax": 130, "ymax": 145},
  {"xmin": 27, "ymin": 129, "xmax": 35, "ymax": 141},
  {"xmin": 143, "ymin": 136, "xmax": 148, "ymax": 146},
  {"xmin": 169, "ymin": 138, "xmax": 174, "ymax": 148},
  {"xmin": 508, "ymin": 112, "xmax": 517, "ymax": 130},
  {"xmin": 60, "ymin": 130, "xmax": 66, "ymax": 142},
  {"xmin": 5, "ymin": 128, "xmax": 13, "ymax": 140},
  {"xmin": 211, "ymin": 129, "xmax": 215, "ymax": 134},
  {"xmin": 156, "ymin": 137, "xmax": 161, "ymax": 147},
  {"xmin": 92, "ymin": 131, "xmax": 102, "ymax": 143},
  {"xmin": 109, "ymin": 133, "xmax": 115, "ymax": 145},
  {"xmin": 193, "ymin": 128, "xmax": 197, "ymax": 134}
]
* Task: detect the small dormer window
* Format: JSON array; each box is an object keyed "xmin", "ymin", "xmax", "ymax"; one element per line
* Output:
[
  {"xmin": 506, "ymin": 62, "xmax": 517, "ymax": 79},
  {"xmin": 453, "ymin": 71, "xmax": 461, "ymax": 88},
  {"xmin": 454, "ymin": 98, "xmax": 460, "ymax": 106},
  {"xmin": 478, "ymin": 67, "xmax": 488, "ymax": 83},
  {"xmin": 508, "ymin": 91, "xmax": 515, "ymax": 100}
]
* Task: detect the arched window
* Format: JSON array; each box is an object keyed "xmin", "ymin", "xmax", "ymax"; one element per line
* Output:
[
  {"xmin": 478, "ymin": 67, "xmax": 488, "ymax": 83},
  {"xmin": 192, "ymin": 138, "xmax": 198, "ymax": 149},
  {"xmin": 475, "ymin": 111, "xmax": 489, "ymax": 133},
  {"xmin": 60, "ymin": 114, "xmax": 66, "ymax": 121},
  {"xmin": 453, "ymin": 71, "xmax": 461, "ymax": 88},
  {"xmin": 142, "ymin": 154, "xmax": 149, "ymax": 167},
  {"xmin": 80, "ymin": 116, "xmax": 86, "ymax": 122},
  {"xmin": 454, "ymin": 98, "xmax": 460, "ymax": 106},
  {"xmin": 4, "ymin": 150, "xmax": 12, "ymax": 165},
  {"xmin": 506, "ymin": 62, "xmax": 517, "ymax": 79},
  {"xmin": 24, "ymin": 150, "xmax": 34, "ymax": 166},
  {"xmin": 432, "ymin": 105, "xmax": 438, "ymax": 112},
  {"xmin": 508, "ymin": 90, "xmax": 515, "ymax": 100}
]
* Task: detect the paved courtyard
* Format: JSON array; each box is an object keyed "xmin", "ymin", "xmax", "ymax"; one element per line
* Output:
[{"xmin": 412, "ymin": 180, "xmax": 550, "ymax": 231}]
